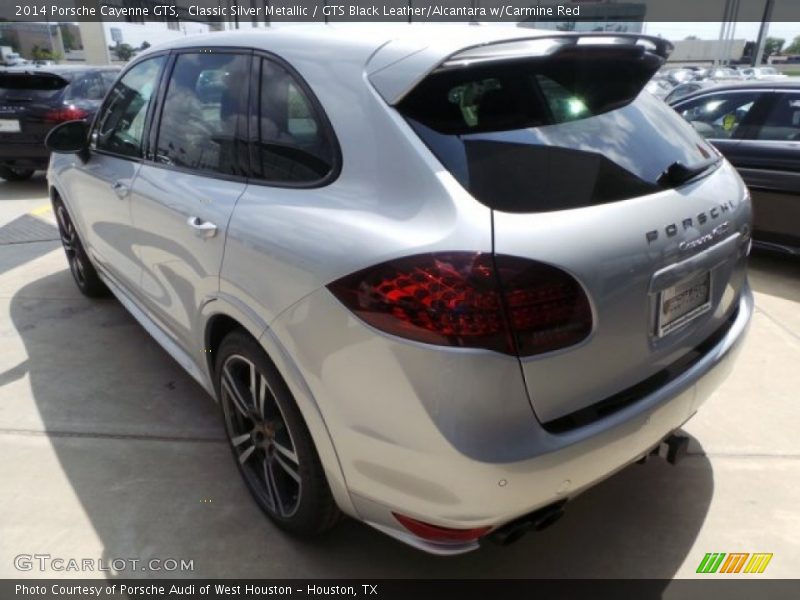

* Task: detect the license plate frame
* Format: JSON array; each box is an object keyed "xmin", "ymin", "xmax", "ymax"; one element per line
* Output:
[
  {"xmin": 0, "ymin": 119, "xmax": 21, "ymax": 133},
  {"xmin": 656, "ymin": 271, "xmax": 712, "ymax": 338}
]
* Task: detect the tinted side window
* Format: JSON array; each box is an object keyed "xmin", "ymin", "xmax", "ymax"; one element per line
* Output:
[
  {"xmin": 676, "ymin": 92, "xmax": 760, "ymax": 140},
  {"xmin": 66, "ymin": 72, "xmax": 106, "ymax": 101},
  {"xmin": 253, "ymin": 58, "xmax": 335, "ymax": 184},
  {"xmin": 94, "ymin": 56, "xmax": 165, "ymax": 158},
  {"xmin": 756, "ymin": 93, "xmax": 800, "ymax": 141},
  {"xmin": 155, "ymin": 52, "xmax": 249, "ymax": 177},
  {"xmin": 100, "ymin": 71, "xmax": 119, "ymax": 90}
]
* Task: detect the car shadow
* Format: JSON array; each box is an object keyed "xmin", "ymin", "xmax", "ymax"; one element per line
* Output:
[
  {"xmin": 10, "ymin": 268, "xmax": 715, "ymax": 579},
  {"xmin": 0, "ymin": 173, "xmax": 48, "ymax": 202},
  {"xmin": 748, "ymin": 250, "xmax": 800, "ymax": 304}
]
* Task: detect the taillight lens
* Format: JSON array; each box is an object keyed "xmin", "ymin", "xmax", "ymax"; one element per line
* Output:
[
  {"xmin": 44, "ymin": 106, "xmax": 89, "ymax": 122},
  {"xmin": 392, "ymin": 513, "xmax": 492, "ymax": 544},
  {"xmin": 327, "ymin": 252, "xmax": 592, "ymax": 357}
]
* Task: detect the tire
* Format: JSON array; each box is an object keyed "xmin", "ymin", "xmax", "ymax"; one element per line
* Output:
[
  {"xmin": 53, "ymin": 199, "xmax": 109, "ymax": 298},
  {"xmin": 0, "ymin": 166, "xmax": 35, "ymax": 181},
  {"xmin": 215, "ymin": 330, "xmax": 341, "ymax": 536}
]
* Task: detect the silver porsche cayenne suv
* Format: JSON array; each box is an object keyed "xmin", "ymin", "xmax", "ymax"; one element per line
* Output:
[{"xmin": 45, "ymin": 26, "xmax": 753, "ymax": 554}]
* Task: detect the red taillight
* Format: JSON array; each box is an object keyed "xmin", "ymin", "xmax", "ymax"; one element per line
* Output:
[
  {"xmin": 44, "ymin": 106, "xmax": 89, "ymax": 122},
  {"xmin": 392, "ymin": 513, "xmax": 491, "ymax": 544},
  {"xmin": 327, "ymin": 252, "xmax": 592, "ymax": 357}
]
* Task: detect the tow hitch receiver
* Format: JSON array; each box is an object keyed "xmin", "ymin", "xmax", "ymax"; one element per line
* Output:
[
  {"xmin": 638, "ymin": 432, "xmax": 691, "ymax": 465},
  {"xmin": 665, "ymin": 433, "xmax": 690, "ymax": 464}
]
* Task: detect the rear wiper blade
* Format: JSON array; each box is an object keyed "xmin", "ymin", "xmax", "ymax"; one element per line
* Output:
[{"xmin": 658, "ymin": 157, "xmax": 721, "ymax": 188}]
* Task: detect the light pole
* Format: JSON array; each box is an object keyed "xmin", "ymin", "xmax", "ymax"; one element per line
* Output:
[{"xmin": 753, "ymin": 0, "xmax": 776, "ymax": 66}]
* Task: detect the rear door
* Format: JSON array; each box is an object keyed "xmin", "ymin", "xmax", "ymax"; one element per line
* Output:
[
  {"xmin": 130, "ymin": 49, "xmax": 250, "ymax": 351},
  {"xmin": 729, "ymin": 91, "xmax": 800, "ymax": 245},
  {"xmin": 398, "ymin": 44, "xmax": 751, "ymax": 425}
]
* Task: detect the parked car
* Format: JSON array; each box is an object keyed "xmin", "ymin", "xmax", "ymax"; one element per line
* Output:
[
  {"xmin": 0, "ymin": 65, "xmax": 119, "ymax": 181},
  {"xmin": 707, "ymin": 67, "xmax": 745, "ymax": 81},
  {"xmin": 661, "ymin": 67, "xmax": 698, "ymax": 85},
  {"xmin": 645, "ymin": 74, "xmax": 673, "ymax": 99},
  {"xmin": 46, "ymin": 27, "xmax": 753, "ymax": 554},
  {"xmin": 664, "ymin": 80, "xmax": 718, "ymax": 104},
  {"xmin": 0, "ymin": 45, "xmax": 24, "ymax": 67},
  {"xmin": 739, "ymin": 66, "xmax": 788, "ymax": 81},
  {"xmin": 670, "ymin": 81, "xmax": 800, "ymax": 254}
]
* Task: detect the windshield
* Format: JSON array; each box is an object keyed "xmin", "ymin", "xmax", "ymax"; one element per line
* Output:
[{"xmin": 398, "ymin": 59, "xmax": 718, "ymax": 213}]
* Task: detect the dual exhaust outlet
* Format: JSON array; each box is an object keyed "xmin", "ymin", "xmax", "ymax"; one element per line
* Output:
[{"xmin": 487, "ymin": 432, "xmax": 690, "ymax": 546}]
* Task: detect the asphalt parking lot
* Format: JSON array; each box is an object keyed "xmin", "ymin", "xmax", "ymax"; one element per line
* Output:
[{"xmin": 0, "ymin": 174, "xmax": 798, "ymax": 579}]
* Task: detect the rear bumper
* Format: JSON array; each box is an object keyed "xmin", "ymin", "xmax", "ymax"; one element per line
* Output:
[
  {"xmin": 269, "ymin": 283, "xmax": 753, "ymax": 555},
  {"xmin": 0, "ymin": 141, "xmax": 49, "ymax": 170}
]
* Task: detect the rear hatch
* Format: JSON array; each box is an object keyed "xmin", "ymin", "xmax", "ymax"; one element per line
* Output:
[
  {"xmin": 394, "ymin": 35, "xmax": 751, "ymax": 426},
  {"xmin": 0, "ymin": 71, "xmax": 70, "ymax": 146}
]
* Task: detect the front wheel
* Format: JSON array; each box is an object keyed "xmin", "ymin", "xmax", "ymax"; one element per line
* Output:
[
  {"xmin": 215, "ymin": 331, "xmax": 341, "ymax": 536},
  {"xmin": 0, "ymin": 166, "xmax": 35, "ymax": 181},
  {"xmin": 54, "ymin": 200, "xmax": 108, "ymax": 298}
]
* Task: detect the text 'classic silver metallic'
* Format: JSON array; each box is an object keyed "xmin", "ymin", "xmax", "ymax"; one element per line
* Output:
[{"xmin": 45, "ymin": 25, "xmax": 753, "ymax": 555}]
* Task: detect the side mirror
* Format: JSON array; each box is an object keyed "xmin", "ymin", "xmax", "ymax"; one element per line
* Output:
[{"xmin": 45, "ymin": 120, "xmax": 90, "ymax": 154}]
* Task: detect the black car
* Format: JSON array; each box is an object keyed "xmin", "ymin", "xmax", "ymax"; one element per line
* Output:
[
  {"xmin": 670, "ymin": 81, "xmax": 800, "ymax": 255},
  {"xmin": 0, "ymin": 65, "xmax": 119, "ymax": 181}
]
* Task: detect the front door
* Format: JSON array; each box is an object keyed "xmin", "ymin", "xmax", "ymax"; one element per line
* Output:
[
  {"xmin": 60, "ymin": 55, "xmax": 166, "ymax": 293},
  {"xmin": 130, "ymin": 50, "xmax": 251, "ymax": 351}
]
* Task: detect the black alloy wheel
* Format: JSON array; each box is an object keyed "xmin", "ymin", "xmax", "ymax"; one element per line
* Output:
[
  {"xmin": 216, "ymin": 331, "xmax": 340, "ymax": 536},
  {"xmin": 54, "ymin": 201, "xmax": 108, "ymax": 297}
]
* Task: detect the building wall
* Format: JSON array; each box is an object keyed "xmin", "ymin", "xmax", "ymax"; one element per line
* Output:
[
  {"xmin": 79, "ymin": 22, "xmax": 112, "ymax": 65},
  {"xmin": 0, "ymin": 22, "xmax": 65, "ymax": 59}
]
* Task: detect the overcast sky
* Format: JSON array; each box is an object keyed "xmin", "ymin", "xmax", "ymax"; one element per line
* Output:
[
  {"xmin": 100, "ymin": 19, "xmax": 800, "ymax": 51},
  {"xmin": 645, "ymin": 21, "xmax": 799, "ymax": 43}
]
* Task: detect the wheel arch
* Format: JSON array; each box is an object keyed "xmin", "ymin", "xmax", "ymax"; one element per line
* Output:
[{"xmin": 200, "ymin": 301, "xmax": 358, "ymax": 518}]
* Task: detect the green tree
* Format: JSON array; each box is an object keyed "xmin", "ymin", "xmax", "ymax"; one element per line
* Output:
[
  {"xmin": 31, "ymin": 45, "xmax": 62, "ymax": 62},
  {"xmin": 785, "ymin": 35, "xmax": 800, "ymax": 54},
  {"xmin": 140, "ymin": 41, "xmax": 151, "ymax": 50},
  {"xmin": 764, "ymin": 37, "xmax": 785, "ymax": 57},
  {"xmin": 110, "ymin": 43, "xmax": 135, "ymax": 61}
]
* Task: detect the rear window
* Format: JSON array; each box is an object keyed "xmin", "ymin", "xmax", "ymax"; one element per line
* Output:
[
  {"xmin": 398, "ymin": 56, "xmax": 719, "ymax": 213},
  {"xmin": 0, "ymin": 73, "xmax": 69, "ymax": 101}
]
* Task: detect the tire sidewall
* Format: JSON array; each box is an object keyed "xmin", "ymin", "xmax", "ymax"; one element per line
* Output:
[
  {"xmin": 53, "ymin": 199, "xmax": 107, "ymax": 297},
  {"xmin": 214, "ymin": 331, "xmax": 338, "ymax": 536}
]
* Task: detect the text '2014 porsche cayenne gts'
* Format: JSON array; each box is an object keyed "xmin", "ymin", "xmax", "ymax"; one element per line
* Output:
[{"xmin": 46, "ymin": 26, "xmax": 753, "ymax": 555}]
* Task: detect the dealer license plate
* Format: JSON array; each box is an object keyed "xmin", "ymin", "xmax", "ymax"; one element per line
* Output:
[
  {"xmin": 0, "ymin": 119, "xmax": 21, "ymax": 133},
  {"xmin": 657, "ymin": 271, "xmax": 711, "ymax": 337}
]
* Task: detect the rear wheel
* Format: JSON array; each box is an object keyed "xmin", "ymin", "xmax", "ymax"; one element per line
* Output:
[
  {"xmin": 0, "ymin": 166, "xmax": 35, "ymax": 181},
  {"xmin": 215, "ymin": 331, "xmax": 340, "ymax": 536},
  {"xmin": 54, "ymin": 200, "xmax": 108, "ymax": 298}
]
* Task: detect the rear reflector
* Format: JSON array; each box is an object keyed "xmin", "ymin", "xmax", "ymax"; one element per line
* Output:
[
  {"xmin": 392, "ymin": 513, "xmax": 491, "ymax": 544},
  {"xmin": 327, "ymin": 252, "xmax": 592, "ymax": 357},
  {"xmin": 44, "ymin": 106, "xmax": 89, "ymax": 122}
]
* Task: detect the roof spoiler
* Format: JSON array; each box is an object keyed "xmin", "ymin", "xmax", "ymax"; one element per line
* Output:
[
  {"xmin": 369, "ymin": 32, "xmax": 673, "ymax": 105},
  {"xmin": 438, "ymin": 33, "xmax": 673, "ymax": 71}
]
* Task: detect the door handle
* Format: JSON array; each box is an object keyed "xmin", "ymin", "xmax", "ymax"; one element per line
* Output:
[
  {"xmin": 112, "ymin": 181, "xmax": 129, "ymax": 199},
  {"xmin": 187, "ymin": 216, "xmax": 218, "ymax": 239}
]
